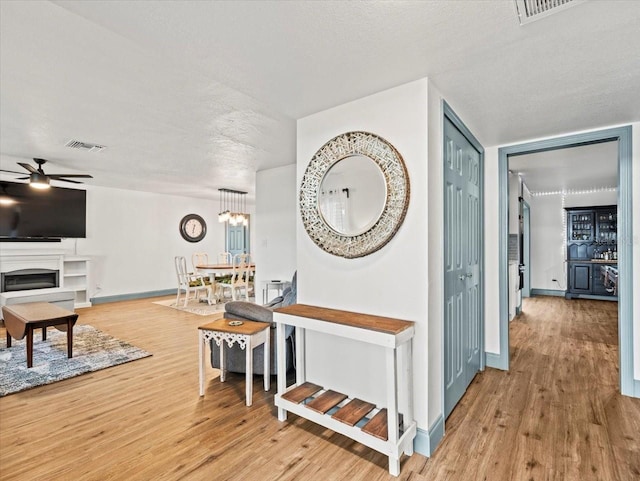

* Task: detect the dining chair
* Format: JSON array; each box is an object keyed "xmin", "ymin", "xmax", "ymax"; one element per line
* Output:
[
  {"xmin": 191, "ymin": 252, "xmax": 209, "ymax": 273},
  {"xmin": 218, "ymin": 254, "xmax": 253, "ymax": 301},
  {"xmin": 175, "ymin": 256, "xmax": 213, "ymax": 307},
  {"xmin": 218, "ymin": 252, "xmax": 232, "ymax": 265}
]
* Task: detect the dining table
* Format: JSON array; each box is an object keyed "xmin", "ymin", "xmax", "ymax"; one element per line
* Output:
[
  {"xmin": 195, "ymin": 263, "xmax": 256, "ymax": 277},
  {"xmin": 195, "ymin": 263, "xmax": 256, "ymax": 303}
]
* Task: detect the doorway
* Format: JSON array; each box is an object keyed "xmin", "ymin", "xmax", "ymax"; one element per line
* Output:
[
  {"xmin": 443, "ymin": 102, "xmax": 485, "ymax": 418},
  {"xmin": 497, "ymin": 126, "xmax": 635, "ymax": 396},
  {"xmin": 226, "ymin": 219, "xmax": 250, "ymax": 258}
]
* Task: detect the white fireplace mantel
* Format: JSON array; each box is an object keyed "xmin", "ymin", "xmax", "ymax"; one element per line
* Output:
[{"xmin": 0, "ymin": 251, "xmax": 91, "ymax": 308}]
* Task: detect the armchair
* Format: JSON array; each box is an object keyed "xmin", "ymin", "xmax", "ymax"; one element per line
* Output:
[{"xmin": 211, "ymin": 272, "xmax": 296, "ymax": 375}]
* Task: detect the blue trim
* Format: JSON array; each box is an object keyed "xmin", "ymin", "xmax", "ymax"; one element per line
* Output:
[
  {"xmin": 414, "ymin": 415, "xmax": 445, "ymax": 456},
  {"xmin": 485, "ymin": 352, "xmax": 507, "ymax": 370},
  {"xmin": 567, "ymin": 294, "xmax": 618, "ymax": 302},
  {"xmin": 530, "ymin": 288, "xmax": 566, "ymax": 297},
  {"xmin": 498, "ymin": 146, "xmax": 510, "ymax": 371},
  {"xmin": 634, "ymin": 378, "xmax": 640, "ymax": 398},
  {"xmin": 498, "ymin": 125, "xmax": 634, "ymax": 398},
  {"xmin": 91, "ymin": 289, "xmax": 176, "ymax": 304}
]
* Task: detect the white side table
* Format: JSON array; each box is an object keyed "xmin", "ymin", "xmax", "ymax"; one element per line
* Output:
[
  {"xmin": 198, "ymin": 318, "xmax": 270, "ymax": 406},
  {"xmin": 262, "ymin": 280, "xmax": 286, "ymax": 304}
]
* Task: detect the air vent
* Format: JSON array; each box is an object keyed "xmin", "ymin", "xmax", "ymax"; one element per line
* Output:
[
  {"xmin": 65, "ymin": 139, "xmax": 106, "ymax": 152},
  {"xmin": 514, "ymin": 0, "xmax": 584, "ymax": 25}
]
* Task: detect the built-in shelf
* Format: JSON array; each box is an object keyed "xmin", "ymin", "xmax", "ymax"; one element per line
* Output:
[{"xmin": 63, "ymin": 256, "xmax": 91, "ymax": 308}]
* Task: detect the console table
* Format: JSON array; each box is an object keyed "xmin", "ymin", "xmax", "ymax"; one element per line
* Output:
[{"xmin": 273, "ymin": 304, "xmax": 416, "ymax": 477}]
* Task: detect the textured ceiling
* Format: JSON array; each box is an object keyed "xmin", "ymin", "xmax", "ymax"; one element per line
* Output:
[
  {"xmin": 1, "ymin": 0, "xmax": 639, "ymax": 199},
  {"xmin": 509, "ymin": 141, "xmax": 619, "ymax": 194}
]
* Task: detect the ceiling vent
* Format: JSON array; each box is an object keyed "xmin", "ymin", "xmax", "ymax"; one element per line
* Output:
[
  {"xmin": 64, "ymin": 139, "xmax": 106, "ymax": 153},
  {"xmin": 514, "ymin": 0, "xmax": 584, "ymax": 25}
]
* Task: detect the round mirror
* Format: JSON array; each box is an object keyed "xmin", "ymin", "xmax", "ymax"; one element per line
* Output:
[
  {"xmin": 300, "ymin": 131, "xmax": 410, "ymax": 259},
  {"xmin": 318, "ymin": 154, "xmax": 387, "ymax": 236}
]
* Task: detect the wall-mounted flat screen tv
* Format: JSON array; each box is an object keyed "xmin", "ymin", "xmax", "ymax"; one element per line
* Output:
[{"xmin": 0, "ymin": 181, "xmax": 86, "ymax": 240}]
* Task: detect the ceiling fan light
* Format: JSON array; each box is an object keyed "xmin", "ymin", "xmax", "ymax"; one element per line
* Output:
[
  {"xmin": 0, "ymin": 195, "xmax": 16, "ymax": 205},
  {"xmin": 30, "ymin": 172, "xmax": 50, "ymax": 189}
]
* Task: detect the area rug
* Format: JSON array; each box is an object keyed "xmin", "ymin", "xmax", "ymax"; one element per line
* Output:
[
  {"xmin": 0, "ymin": 325, "xmax": 151, "ymax": 397},
  {"xmin": 153, "ymin": 298, "xmax": 230, "ymax": 317}
]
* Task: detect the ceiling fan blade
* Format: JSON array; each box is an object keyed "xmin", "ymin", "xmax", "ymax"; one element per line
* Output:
[
  {"xmin": 55, "ymin": 178, "xmax": 84, "ymax": 184},
  {"xmin": 17, "ymin": 162, "xmax": 38, "ymax": 174},
  {"xmin": 0, "ymin": 168, "xmax": 26, "ymax": 175},
  {"xmin": 48, "ymin": 174, "xmax": 93, "ymax": 179},
  {"xmin": 15, "ymin": 176, "xmax": 29, "ymax": 180}
]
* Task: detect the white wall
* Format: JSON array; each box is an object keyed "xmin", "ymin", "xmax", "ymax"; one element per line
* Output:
[
  {"xmin": 0, "ymin": 183, "xmax": 239, "ymax": 300},
  {"xmin": 254, "ymin": 164, "xmax": 297, "ymax": 298},
  {"xmin": 297, "ymin": 80, "xmax": 430, "ymax": 428},
  {"xmin": 529, "ymin": 194, "xmax": 566, "ymax": 291},
  {"xmin": 485, "ymin": 122, "xmax": 639, "ymax": 382}
]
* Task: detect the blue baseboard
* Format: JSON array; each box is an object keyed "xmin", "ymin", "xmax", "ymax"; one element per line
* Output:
[
  {"xmin": 486, "ymin": 351, "xmax": 508, "ymax": 370},
  {"xmin": 530, "ymin": 288, "xmax": 565, "ymax": 297},
  {"xmin": 414, "ymin": 414, "xmax": 444, "ymax": 456},
  {"xmin": 633, "ymin": 378, "xmax": 640, "ymax": 399},
  {"xmin": 91, "ymin": 289, "xmax": 175, "ymax": 305}
]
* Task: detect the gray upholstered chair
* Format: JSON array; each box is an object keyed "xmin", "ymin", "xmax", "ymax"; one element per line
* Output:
[{"xmin": 210, "ymin": 272, "xmax": 296, "ymax": 375}]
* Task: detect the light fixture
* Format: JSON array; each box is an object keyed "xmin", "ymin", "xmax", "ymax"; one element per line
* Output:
[
  {"xmin": 0, "ymin": 185, "xmax": 16, "ymax": 205},
  {"xmin": 29, "ymin": 172, "xmax": 50, "ymax": 189},
  {"xmin": 218, "ymin": 188, "xmax": 248, "ymax": 225}
]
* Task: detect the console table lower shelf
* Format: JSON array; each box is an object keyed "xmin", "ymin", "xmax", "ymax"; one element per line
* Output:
[
  {"xmin": 275, "ymin": 382, "xmax": 416, "ymax": 467},
  {"xmin": 273, "ymin": 304, "xmax": 416, "ymax": 476}
]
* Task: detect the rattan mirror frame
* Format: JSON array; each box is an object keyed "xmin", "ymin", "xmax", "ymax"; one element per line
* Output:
[{"xmin": 300, "ymin": 131, "xmax": 410, "ymax": 258}]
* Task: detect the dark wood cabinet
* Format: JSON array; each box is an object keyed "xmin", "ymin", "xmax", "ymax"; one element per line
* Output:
[
  {"xmin": 565, "ymin": 205, "xmax": 617, "ymax": 299},
  {"xmin": 568, "ymin": 263, "xmax": 592, "ymax": 293}
]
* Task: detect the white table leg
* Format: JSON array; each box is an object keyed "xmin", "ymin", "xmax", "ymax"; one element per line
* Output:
[
  {"xmin": 199, "ymin": 330, "xmax": 205, "ymax": 396},
  {"xmin": 276, "ymin": 322, "xmax": 287, "ymax": 421},
  {"xmin": 246, "ymin": 334, "xmax": 253, "ymax": 406},
  {"xmin": 386, "ymin": 345, "xmax": 399, "ymax": 475},
  {"xmin": 264, "ymin": 327, "xmax": 270, "ymax": 392},
  {"xmin": 403, "ymin": 338, "xmax": 414, "ymax": 456},
  {"xmin": 220, "ymin": 340, "xmax": 226, "ymax": 382},
  {"xmin": 295, "ymin": 326, "xmax": 306, "ymax": 385}
]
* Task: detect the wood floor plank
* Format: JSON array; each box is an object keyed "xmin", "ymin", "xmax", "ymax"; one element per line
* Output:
[{"xmin": 0, "ymin": 295, "xmax": 638, "ymax": 480}]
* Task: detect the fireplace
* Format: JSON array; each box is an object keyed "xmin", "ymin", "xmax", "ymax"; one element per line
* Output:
[{"xmin": 1, "ymin": 268, "xmax": 60, "ymax": 292}]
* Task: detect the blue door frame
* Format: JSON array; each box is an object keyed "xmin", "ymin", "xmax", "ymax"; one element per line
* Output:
[{"xmin": 495, "ymin": 126, "xmax": 637, "ymax": 398}]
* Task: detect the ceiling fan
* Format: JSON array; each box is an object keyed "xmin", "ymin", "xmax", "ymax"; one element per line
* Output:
[{"xmin": 0, "ymin": 158, "xmax": 93, "ymax": 189}]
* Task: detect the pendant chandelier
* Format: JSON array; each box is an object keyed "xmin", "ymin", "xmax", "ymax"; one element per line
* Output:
[{"xmin": 218, "ymin": 188, "xmax": 249, "ymax": 226}]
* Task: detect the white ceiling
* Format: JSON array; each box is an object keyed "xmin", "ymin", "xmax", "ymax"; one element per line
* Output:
[
  {"xmin": 1, "ymin": 0, "xmax": 639, "ymax": 199},
  {"xmin": 508, "ymin": 141, "xmax": 618, "ymax": 194}
]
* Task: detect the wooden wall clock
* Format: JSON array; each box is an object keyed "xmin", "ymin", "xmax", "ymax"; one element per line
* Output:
[{"xmin": 179, "ymin": 214, "xmax": 207, "ymax": 242}]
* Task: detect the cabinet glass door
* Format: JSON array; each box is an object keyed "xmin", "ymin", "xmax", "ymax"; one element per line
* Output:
[
  {"xmin": 569, "ymin": 212, "xmax": 593, "ymax": 242},
  {"xmin": 596, "ymin": 210, "xmax": 617, "ymax": 244}
]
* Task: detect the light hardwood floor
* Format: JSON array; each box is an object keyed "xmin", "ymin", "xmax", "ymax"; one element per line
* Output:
[{"xmin": 0, "ymin": 295, "xmax": 638, "ymax": 480}]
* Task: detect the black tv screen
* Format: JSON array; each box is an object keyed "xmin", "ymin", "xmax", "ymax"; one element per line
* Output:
[{"xmin": 0, "ymin": 181, "xmax": 86, "ymax": 239}]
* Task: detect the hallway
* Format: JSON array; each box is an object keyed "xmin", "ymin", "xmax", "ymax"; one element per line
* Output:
[{"xmin": 421, "ymin": 296, "xmax": 640, "ymax": 480}]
